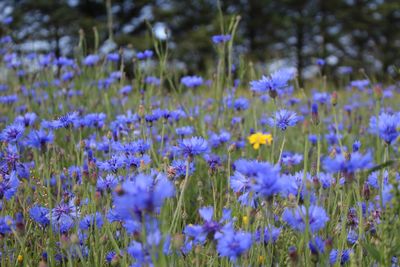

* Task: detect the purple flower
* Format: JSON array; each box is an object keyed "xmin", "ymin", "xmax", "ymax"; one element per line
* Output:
[{"xmin": 282, "ymin": 205, "xmax": 329, "ymax": 233}]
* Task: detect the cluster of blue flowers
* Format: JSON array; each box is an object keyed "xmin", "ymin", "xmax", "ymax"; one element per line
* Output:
[{"xmin": 0, "ymin": 29, "xmax": 399, "ymax": 266}]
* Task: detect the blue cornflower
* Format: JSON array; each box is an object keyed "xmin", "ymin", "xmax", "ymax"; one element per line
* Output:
[
  {"xmin": 329, "ymin": 249, "xmax": 352, "ymax": 265},
  {"xmin": 209, "ymin": 130, "xmax": 231, "ymax": 148},
  {"xmin": 79, "ymin": 212, "xmax": 103, "ymax": 230},
  {"xmin": 268, "ymin": 109, "xmax": 301, "ymax": 130},
  {"xmin": 175, "ymin": 126, "xmax": 194, "ymax": 137},
  {"xmin": 230, "ymin": 159, "xmax": 282, "ymax": 207},
  {"xmin": 50, "ymin": 200, "xmax": 78, "ymax": 233},
  {"xmin": 132, "ymin": 139, "xmax": 151, "ymax": 155},
  {"xmin": 1, "ymin": 123, "xmax": 25, "ymax": 143},
  {"xmin": 0, "ymin": 216, "xmax": 15, "ymax": 235},
  {"xmin": 0, "ymin": 171, "xmax": 19, "ymax": 200},
  {"xmin": 309, "ymin": 236, "xmax": 325, "ymax": 255},
  {"xmin": 184, "ymin": 206, "xmax": 231, "ymax": 245},
  {"xmin": 350, "ymin": 79, "xmax": 369, "ymax": 90},
  {"xmin": 97, "ymin": 174, "xmax": 119, "ymax": 192},
  {"xmin": 52, "ymin": 112, "xmax": 79, "ymax": 129},
  {"xmin": 215, "ymin": 223, "xmax": 252, "ymax": 262},
  {"xmin": 325, "ymin": 131, "xmax": 342, "ymax": 146},
  {"xmin": 316, "ymin": 58, "xmax": 325, "ymax": 66},
  {"xmin": 204, "ymin": 154, "xmax": 222, "ymax": 171},
  {"xmin": 170, "ymin": 159, "xmax": 195, "ymax": 179},
  {"xmin": 80, "ymin": 113, "xmax": 107, "ymax": 128},
  {"xmin": 313, "ymin": 92, "xmax": 330, "ymax": 104},
  {"xmin": 97, "ymin": 154, "xmax": 125, "ymax": 172},
  {"xmin": 145, "ymin": 76, "xmax": 161, "ymax": 86},
  {"xmin": 26, "ymin": 129, "xmax": 54, "ymax": 149},
  {"xmin": 338, "ymin": 66, "xmax": 353, "ymax": 75},
  {"xmin": 119, "ymin": 85, "xmax": 133, "ymax": 96},
  {"xmin": 113, "ymin": 173, "xmax": 174, "ymax": 220},
  {"xmin": 255, "ymin": 225, "xmax": 281, "ymax": 244},
  {"xmin": 249, "ymin": 68, "xmax": 294, "ymax": 96},
  {"xmin": 281, "ymin": 151, "xmax": 303, "ymax": 166},
  {"xmin": 282, "ymin": 205, "xmax": 329, "ymax": 233},
  {"xmin": 83, "ymin": 54, "xmax": 100, "ymax": 66},
  {"xmin": 347, "ymin": 230, "xmax": 358, "ymax": 244},
  {"xmin": 212, "ymin": 34, "xmax": 231, "ymax": 44},
  {"xmin": 136, "ymin": 50, "xmax": 153, "ymax": 60},
  {"xmin": 318, "ymin": 172, "xmax": 334, "ymax": 189},
  {"xmin": 369, "ymin": 112, "xmax": 400, "ymax": 144},
  {"xmin": 0, "ymin": 94, "xmax": 18, "ymax": 104},
  {"xmin": 29, "ymin": 205, "xmax": 50, "ymax": 227},
  {"xmin": 181, "ymin": 75, "xmax": 203, "ymax": 88},
  {"xmin": 15, "ymin": 112, "xmax": 37, "ymax": 127},
  {"xmin": 233, "ymin": 97, "xmax": 249, "ymax": 111},
  {"xmin": 366, "ymin": 170, "xmax": 388, "ymax": 189},
  {"xmin": 106, "ymin": 251, "xmax": 116, "ymax": 263},
  {"xmin": 352, "ymin": 140, "xmax": 361, "ymax": 152},
  {"xmin": 178, "ymin": 137, "xmax": 208, "ymax": 158},
  {"xmin": 323, "ymin": 151, "xmax": 374, "ymax": 180},
  {"xmin": 251, "ymin": 162, "xmax": 282, "ymax": 198},
  {"xmin": 107, "ymin": 53, "xmax": 119, "ymax": 62}
]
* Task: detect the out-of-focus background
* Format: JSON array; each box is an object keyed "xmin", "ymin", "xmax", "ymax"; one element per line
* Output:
[{"xmin": 1, "ymin": 0, "xmax": 400, "ymax": 80}]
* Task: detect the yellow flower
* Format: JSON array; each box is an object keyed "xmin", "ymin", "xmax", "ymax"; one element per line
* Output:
[
  {"xmin": 17, "ymin": 255, "xmax": 23, "ymax": 263},
  {"xmin": 247, "ymin": 132, "xmax": 273, "ymax": 150},
  {"xmin": 242, "ymin": 216, "xmax": 249, "ymax": 226}
]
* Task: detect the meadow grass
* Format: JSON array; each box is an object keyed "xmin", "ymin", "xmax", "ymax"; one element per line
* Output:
[{"xmin": 0, "ymin": 26, "xmax": 399, "ymax": 267}]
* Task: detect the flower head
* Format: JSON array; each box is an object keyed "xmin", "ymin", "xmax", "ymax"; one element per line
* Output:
[
  {"xmin": 247, "ymin": 132, "xmax": 273, "ymax": 150},
  {"xmin": 212, "ymin": 34, "xmax": 231, "ymax": 44},
  {"xmin": 215, "ymin": 224, "xmax": 252, "ymax": 262},
  {"xmin": 250, "ymin": 68, "xmax": 295, "ymax": 97},
  {"xmin": 282, "ymin": 205, "xmax": 329, "ymax": 233},
  {"xmin": 181, "ymin": 75, "xmax": 203, "ymax": 88},
  {"xmin": 178, "ymin": 137, "xmax": 208, "ymax": 158},
  {"xmin": 268, "ymin": 110, "xmax": 301, "ymax": 130},
  {"xmin": 369, "ymin": 112, "xmax": 400, "ymax": 144}
]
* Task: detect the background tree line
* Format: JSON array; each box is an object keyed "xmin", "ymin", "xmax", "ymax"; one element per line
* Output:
[{"xmin": 2, "ymin": 0, "xmax": 400, "ymax": 81}]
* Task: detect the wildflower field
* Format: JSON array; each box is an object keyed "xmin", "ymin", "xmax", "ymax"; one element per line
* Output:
[{"xmin": 0, "ymin": 21, "xmax": 400, "ymax": 267}]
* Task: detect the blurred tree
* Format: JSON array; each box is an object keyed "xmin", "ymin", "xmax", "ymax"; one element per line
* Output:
[{"xmin": 4, "ymin": 0, "xmax": 400, "ymax": 78}]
